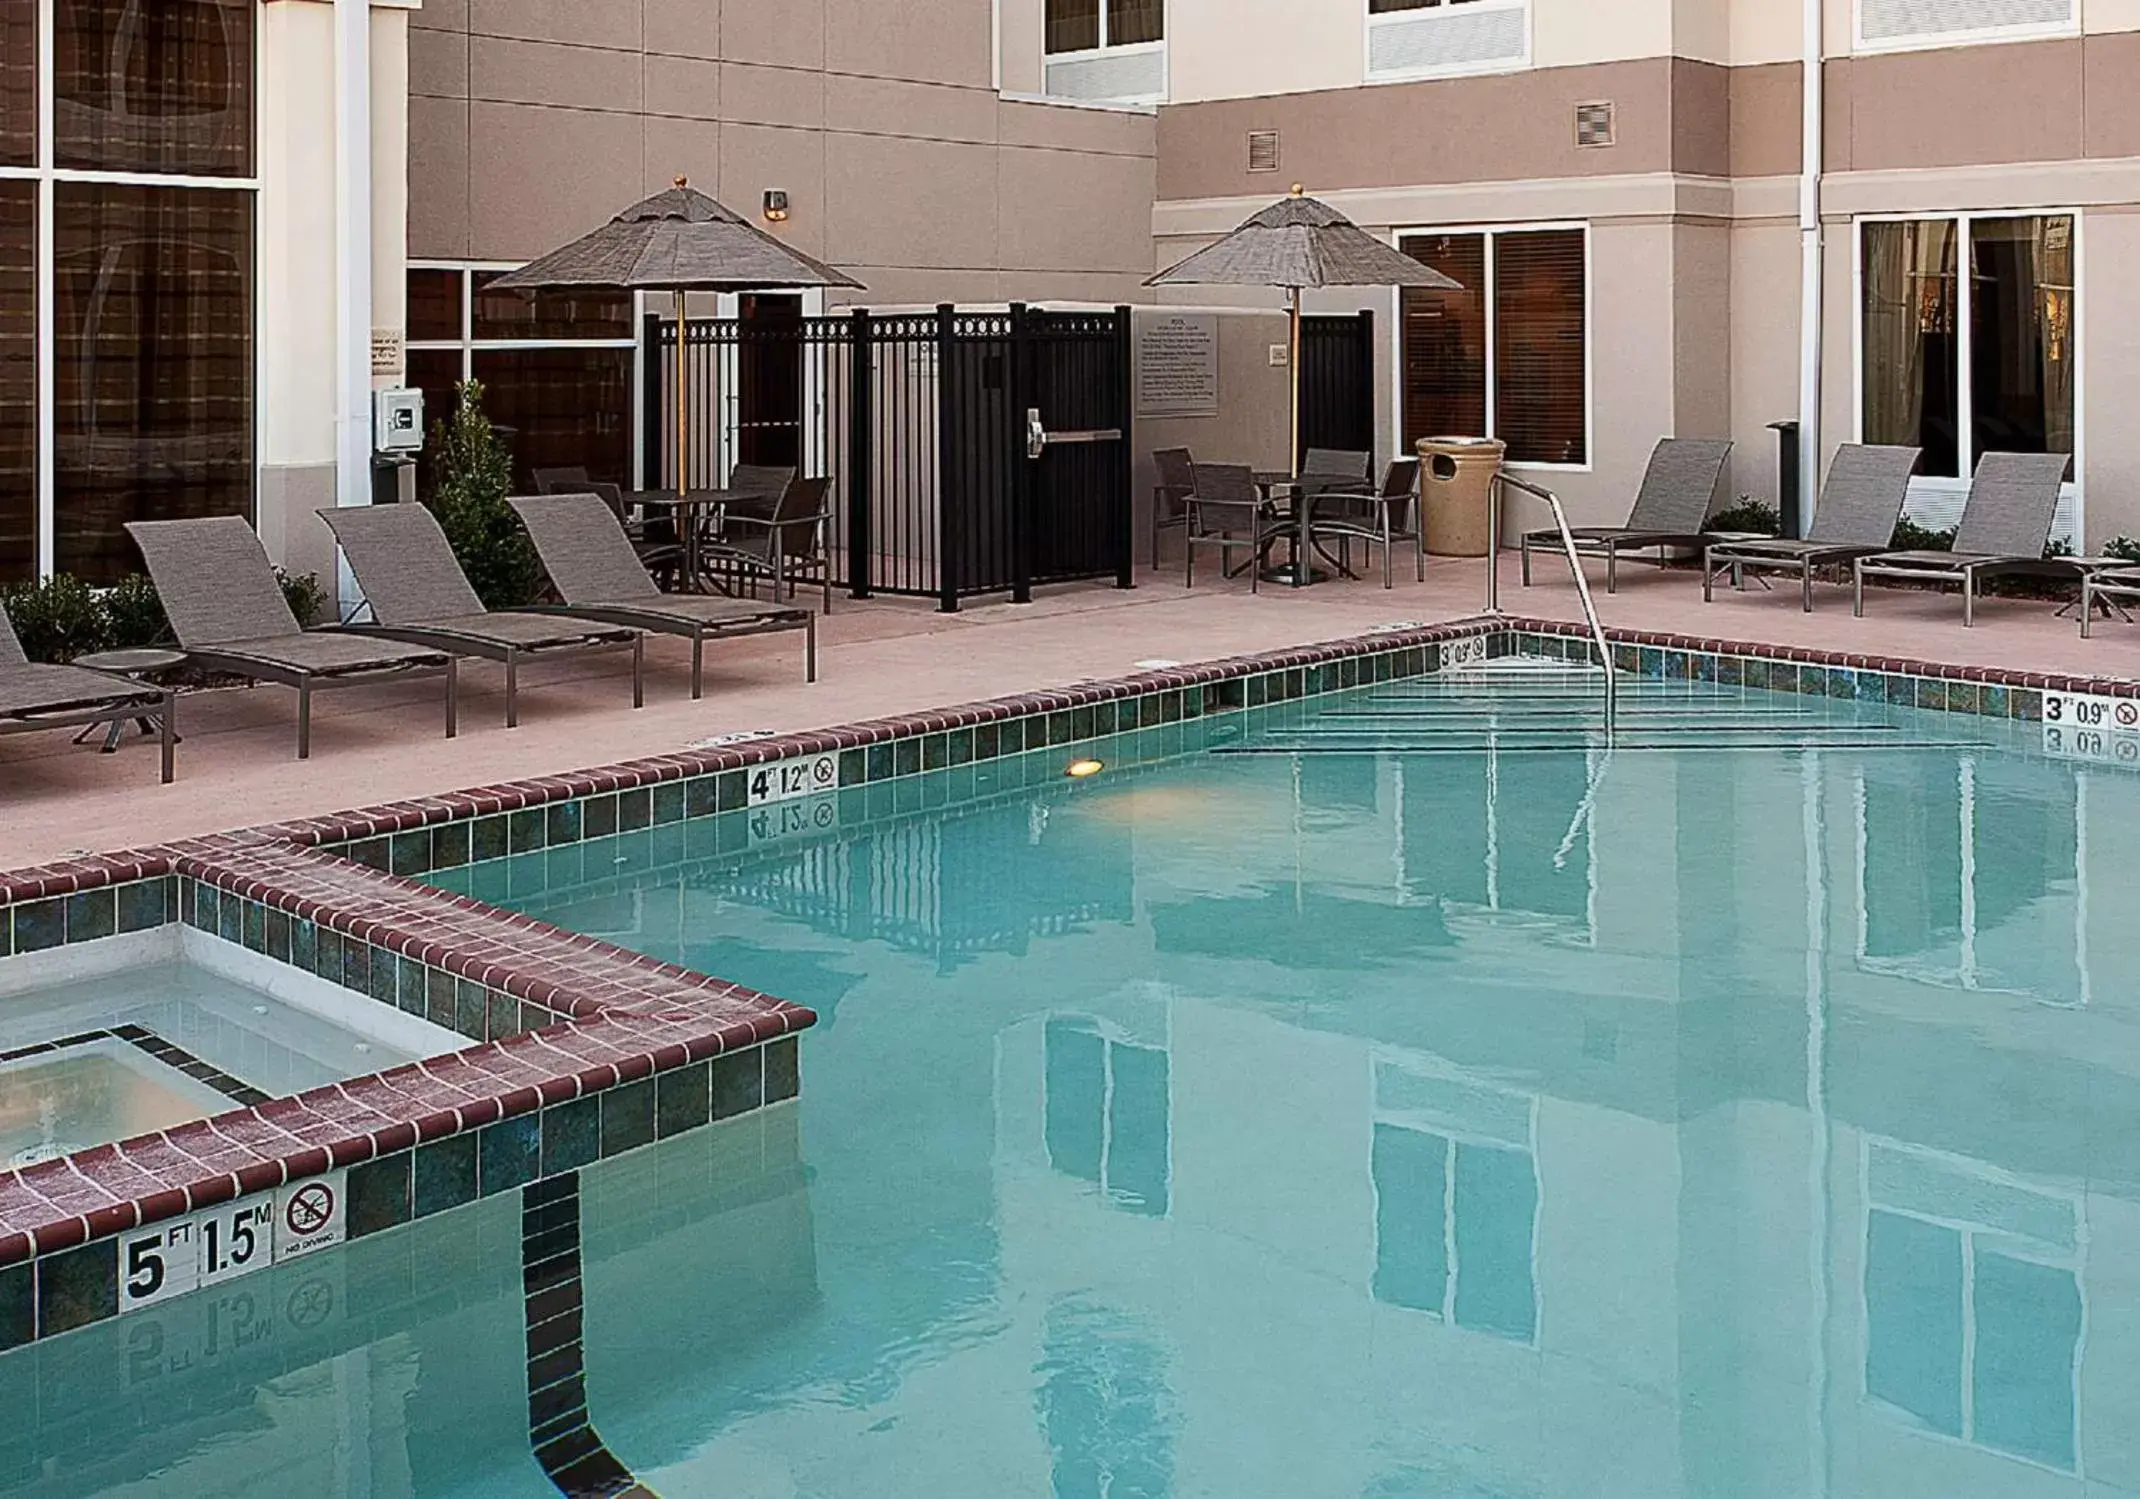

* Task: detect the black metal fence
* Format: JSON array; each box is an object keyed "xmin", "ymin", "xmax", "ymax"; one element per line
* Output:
[
  {"xmin": 646, "ymin": 304, "xmax": 1134, "ymax": 611},
  {"xmin": 1300, "ymin": 310, "xmax": 1378, "ymax": 467}
]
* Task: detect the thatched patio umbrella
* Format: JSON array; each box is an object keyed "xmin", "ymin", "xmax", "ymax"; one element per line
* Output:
[
  {"xmin": 488, "ymin": 179, "xmax": 863, "ymax": 492},
  {"xmin": 1147, "ymin": 186, "xmax": 1461, "ymax": 472}
]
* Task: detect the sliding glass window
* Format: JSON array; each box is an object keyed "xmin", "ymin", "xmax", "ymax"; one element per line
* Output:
[
  {"xmin": 0, "ymin": 0, "xmax": 256, "ymax": 584},
  {"xmin": 405, "ymin": 265, "xmax": 637, "ymax": 496},
  {"xmin": 1861, "ymin": 214, "xmax": 2075, "ymax": 491}
]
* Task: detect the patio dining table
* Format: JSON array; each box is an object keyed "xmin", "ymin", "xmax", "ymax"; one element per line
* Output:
[
  {"xmin": 1252, "ymin": 471, "xmax": 1361, "ymax": 588},
  {"xmin": 624, "ymin": 488, "xmax": 768, "ymax": 592}
]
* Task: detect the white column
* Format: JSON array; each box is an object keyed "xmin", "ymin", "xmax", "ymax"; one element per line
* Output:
[
  {"xmin": 1797, "ymin": 0, "xmax": 1824, "ymax": 527},
  {"xmin": 335, "ymin": 0, "xmax": 373, "ymax": 519}
]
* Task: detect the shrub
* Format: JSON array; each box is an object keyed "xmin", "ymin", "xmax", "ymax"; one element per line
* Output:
[
  {"xmin": 1890, "ymin": 516, "xmax": 1956, "ymax": 552},
  {"xmin": 2105, "ymin": 536, "xmax": 2140, "ymax": 565},
  {"xmin": 277, "ymin": 569, "xmax": 330, "ymax": 627},
  {"xmin": 101, "ymin": 572, "xmax": 171, "ymax": 650},
  {"xmin": 1705, "ymin": 498, "xmax": 1780, "ymax": 536},
  {"xmin": 1, "ymin": 573, "xmax": 108, "ymax": 662},
  {"xmin": 426, "ymin": 378, "xmax": 539, "ymax": 609}
]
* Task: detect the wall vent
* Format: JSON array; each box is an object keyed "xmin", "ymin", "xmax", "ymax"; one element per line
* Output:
[
  {"xmin": 1574, "ymin": 101, "xmax": 1615, "ymax": 148},
  {"xmin": 1247, "ymin": 130, "xmax": 1281, "ymax": 173},
  {"xmin": 1857, "ymin": 0, "xmax": 2073, "ymax": 47}
]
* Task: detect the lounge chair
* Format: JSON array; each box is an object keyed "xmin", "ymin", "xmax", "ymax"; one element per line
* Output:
[
  {"xmin": 0, "ymin": 603, "xmax": 175, "ymax": 784},
  {"xmin": 126, "ymin": 515, "xmax": 457, "ymax": 760},
  {"xmin": 1184, "ymin": 462, "xmax": 1285, "ymax": 593},
  {"xmin": 1151, "ymin": 448, "xmax": 1195, "ymax": 570},
  {"xmin": 508, "ymin": 491, "xmax": 818, "ymax": 696},
  {"xmin": 1851, "ymin": 452, "xmax": 2076, "ymax": 626},
  {"xmin": 2081, "ymin": 569, "xmax": 2140, "ymax": 639},
  {"xmin": 1702, "ymin": 445, "xmax": 1921, "ymax": 612},
  {"xmin": 316, "ymin": 504, "xmax": 643, "ymax": 727},
  {"xmin": 1521, "ymin": 438, "xmax": 1733, "ymax": 593},
  {"xmin": 1304, "ymin": 457, "xmax": 1424, "ymax": 588}
]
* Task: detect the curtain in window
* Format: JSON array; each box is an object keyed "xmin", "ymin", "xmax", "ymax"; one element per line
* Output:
[
  {"xmin": 1108, "ymin": 0, "xmax": 1164, "ymax": 45},
  {"xmin": 0, "ymin": 182, "xmax": 31, "ymax": 581},
  {"xmin": 1861, "ymin": 219, "xmax": 1959, "ymax": 478},
  {"xmin": 1045, "ymin": 0, "xmax": 1100, "ymax": 53},
  {"xmin": 0, "ymin": 0, "xmax": 32, "ymax": 166},
  {"xmin": 1399, "ymin": 234, "xmax": 1486, "ymax": 449},
  {"xmin": 53, "ymin": 183, "xmax": 253, "ymax": 582},
  {"xmin": 1493, "ymin": 229, "xmax": 1586, "ymax": 465},
  {"xmin": 1970, "ymin": 216, "xmax": 2074, "ymax": 468}
]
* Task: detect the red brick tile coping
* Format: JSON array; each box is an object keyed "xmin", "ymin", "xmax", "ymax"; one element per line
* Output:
[{"xmin": 1, "ymin": 612, "xmax": 2133, "ymax": 1348}]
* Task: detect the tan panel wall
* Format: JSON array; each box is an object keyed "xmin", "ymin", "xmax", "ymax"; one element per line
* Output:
[
  {"xmin": 1154, "ymin": 59, "xmax": 1697, "ymax": 204},
  {"xmin": 1725, "ymin": 220, "xmax": 1800, "ymax": 512},
  {"xmin": 1672, "ymin": 220, "xmax": 1733, "ymax": 443},
  {"xmin": 2082, "ymin": 209, "xmax": 2140, "ymax": 544},
  {"xmin": 1533, "ymin": 0, "xmax": 1677, "ymax": 69},
  {"xmin": 1164, "ymin": 0, "xmax": 1361, "ymax": 104},
  {"xmin": 408, "ymin": 0, "xmax": 1156, "ymax": 303}
]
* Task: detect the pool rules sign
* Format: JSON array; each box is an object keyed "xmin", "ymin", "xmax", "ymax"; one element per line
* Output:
[{"xmin": 117, "ymin": 1169, "xmax": 348, "ymax": 1315}]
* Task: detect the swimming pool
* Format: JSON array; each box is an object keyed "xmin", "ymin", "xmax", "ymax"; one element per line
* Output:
[{"xmin": 3, "ymin": 657, "xmax": 2133, "ymax": 1497}]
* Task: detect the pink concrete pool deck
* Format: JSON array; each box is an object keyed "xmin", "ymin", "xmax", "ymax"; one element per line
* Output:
[{"xmin": 5, "ymin": 555, "xmax": 2137, "ymax": 871}]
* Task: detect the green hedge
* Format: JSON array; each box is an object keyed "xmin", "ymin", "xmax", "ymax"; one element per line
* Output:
[{"xmin": 1, "ymin": 569, "xmax": 327, "ymax": 664}]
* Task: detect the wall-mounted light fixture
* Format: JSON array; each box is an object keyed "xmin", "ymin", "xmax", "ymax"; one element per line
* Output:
[{"xmin": 763, "ymin": 190, "xmax": 790, "ymax": 224}]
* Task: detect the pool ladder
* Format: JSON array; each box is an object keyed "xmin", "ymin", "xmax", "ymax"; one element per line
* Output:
[{"xmin": 1485, "ymin": 471, "xmax": 1617, "ymax": 734}]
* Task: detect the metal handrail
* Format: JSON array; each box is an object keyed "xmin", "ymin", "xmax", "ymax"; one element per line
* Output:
[{"xmin": 1489, "ymin": 471, "xmax": 1617, "ymax": 733}]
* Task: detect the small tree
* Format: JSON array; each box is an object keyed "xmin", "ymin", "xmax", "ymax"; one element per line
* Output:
[{"xmin": 427, "ymin": 379, "xmax": 539, "ymax": 609}]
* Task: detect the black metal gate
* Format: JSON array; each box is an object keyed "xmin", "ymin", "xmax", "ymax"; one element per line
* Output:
[
  {"xmin": 646, "ymin": 303, "xmax": 1132, "ymax": 611},
  {"xmin": 1299, "ymin": 309, "xmax": 1378, "ymax": 467}
]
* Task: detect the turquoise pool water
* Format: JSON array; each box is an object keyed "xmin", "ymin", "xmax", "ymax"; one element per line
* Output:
[{"xmin": 6, "ymin": 665, "xmax": 2136, "ymax": 1497}]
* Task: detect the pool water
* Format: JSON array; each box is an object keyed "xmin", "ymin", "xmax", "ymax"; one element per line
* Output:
[{"xmin": 6, "ymin": 666, "xmax": 2138, "ymax": 1498}]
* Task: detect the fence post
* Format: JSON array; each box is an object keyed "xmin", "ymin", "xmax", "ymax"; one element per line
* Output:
[
  {"xmin": 641, "ymin": 312, "xmax": 665, "ymax": 489},
  {"xmin": 1008, "ymin": 303, "xmax": 1033, "ymax": 605},
  {"xmin": 846, "ymin": 309, "xmax": 873, "ymax": 598},
  {"xmin": 935, "ymin": 303, "xmax": 961, "ymax": 613},
  {"xmin": 1356, "ymin": 307, "xmax": 1377, "ymax": 464},
  {"xmin": 1114, "ymin": 305, "xmax": 1135, "ymax": 590}
]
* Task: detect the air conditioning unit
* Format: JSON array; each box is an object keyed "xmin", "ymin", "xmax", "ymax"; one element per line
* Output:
[{"xmin": 1857, "ymin": 0, "xmax": 2073, "ymax": 48}]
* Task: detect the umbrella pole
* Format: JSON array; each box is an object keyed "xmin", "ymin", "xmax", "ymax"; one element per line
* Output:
[
  {"xmin": 674, "ymin": 288, "xmax": 689, "ymax": 491},
  {"xmin": 1288, "ymin": 286, "xmax": 1302, "ymax": 476}
]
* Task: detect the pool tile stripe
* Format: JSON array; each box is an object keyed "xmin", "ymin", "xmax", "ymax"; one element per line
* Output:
[{"xmin": 0, "ymin": 1026, "xmax": 271, "ymax": 1112}]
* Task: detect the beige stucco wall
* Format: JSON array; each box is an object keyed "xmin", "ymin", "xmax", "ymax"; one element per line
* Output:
[{"xmin": 407, "ymin": 0, "xmax": 1157, "ymax": 307}]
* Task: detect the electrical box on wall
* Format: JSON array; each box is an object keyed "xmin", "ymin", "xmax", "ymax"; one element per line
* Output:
[{"xmin": 374, "ymin": 388, "xmax": 424, "ymax": 454}]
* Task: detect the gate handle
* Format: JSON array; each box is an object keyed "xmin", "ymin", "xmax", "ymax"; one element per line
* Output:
[{"xmin": 1026, "ymin": 408, "xmax": 1123, "ymax": 460}]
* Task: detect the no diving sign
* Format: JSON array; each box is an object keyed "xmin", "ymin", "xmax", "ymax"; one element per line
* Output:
[{"xmin": 277, "ymin": 1171, "xmax": 347, "ymax": 1262}]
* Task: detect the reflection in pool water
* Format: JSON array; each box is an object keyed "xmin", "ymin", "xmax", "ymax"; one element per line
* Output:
[{"xmin": 1, "ymin": 674, "xmax": 2131, "ymax": 1497}]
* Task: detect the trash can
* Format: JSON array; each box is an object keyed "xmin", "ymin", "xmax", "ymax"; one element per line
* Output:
[{"xmin": 1417, "ymin": 436, "xmax": 1506, "ymax": 557}]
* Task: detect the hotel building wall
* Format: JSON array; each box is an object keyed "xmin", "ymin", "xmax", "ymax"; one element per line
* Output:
[
  {"xmin": 1121, "ymin": 0, "xmax": 2140, "ymax": 542},
  {"xmin": 403, "ymin": 0, "xmax": 1158, "ymax": 309}
]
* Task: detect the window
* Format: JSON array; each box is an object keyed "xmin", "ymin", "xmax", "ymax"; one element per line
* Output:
[
  {"xmin": 1860, "ymin": 215, "xmax": 2075, "ymax": 516},
  {"xmin": 1044, "ymin": 1018, "xmax": 1170, "ymax": 1217},
  {"xmin": 1367, "ymin": 0, "xmax": 1529, "ymax": 80},
  {"xmin": 1043, "ymin": 0, "xmax": 1165, "ymax": 104},
  {"xmin": 1863, "ymin": 1143, "xmax": 2083, "ymax": 1472},
  {"xmin": 1399, "ymin": 226, "xmax": 1586, "ymax": 466},
  {"xmin": 1045, "ymin": 0, "xmax": 1163, "ymax": 54},
  {"xmin": 1856, "ymin": 0, "xmax": 2075, "ymax": 54},
  {"xmin": 404, "ymin": 266, "xmax": 637, "ymax": 497},
  {"xmin": 1370, "ymin": 1063, "xmax": 1538, "ymax": 1343},
  {"xmin": 0, "ymin": 0, "xmax": 256, "ymax": 583}
]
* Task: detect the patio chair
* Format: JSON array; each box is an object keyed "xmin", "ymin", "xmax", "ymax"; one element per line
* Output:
[
  {"xmin": 1304, "ymin": 457, "xmax": 1424, "ymax": 589},
  {"xmin": 1521, "ymin": 437, "xmax": 1733, "ymax": 593},
  {"xmin": 1151, "ymin": 448, "xmax": 1195, "ymax": 570},
  {"xmin": 1702, "ymin": 445, "xmax": 1921, "ymax": 612},
  {"xmin": 1852, "ymin": 451, "xmax": 2076, "ymax": 626},
  {"xmin": 1298, "ymin": 448, "xmax": 1373, "ymax": 497},
  {"xmin": 126, "ymin": 516, "xmax": 458, "ymax": 760},
  {"xmin": 715, "ymin": 464, "xmax": 800, "ymax": 530},
  {"xmin": 317, "ymin": 504, "xmax": 644, "ymax": 728},
  {"xmin": 696, "ymin": 476, "xmax": 835, "ymax": 613},
  {"xmin": 509, "ymin": 491, "xmax": 818, "ymax": 695},
  {"xmin": 1184, "ymin": 462, "xmax": 1285, "ymax": 594},
  {"xmin": 0, "ymin": 602, "xmax": 176, "ymax": 784}
]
